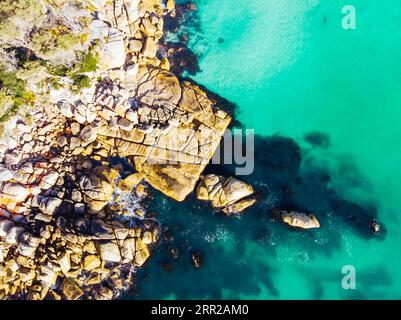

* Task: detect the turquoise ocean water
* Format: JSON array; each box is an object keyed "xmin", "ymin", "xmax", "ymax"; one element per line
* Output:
[{"xmin": 132, "ymin": 0, "xmax": 401, "ymax": 299}]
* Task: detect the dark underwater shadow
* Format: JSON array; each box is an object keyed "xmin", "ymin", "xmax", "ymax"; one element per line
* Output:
[
  {"xmin": 120, "ymin": 69, "xmax": 387, "ymax": 299},
  {"xmin": 304, "ymin": 131, "xmax": 331, "ymax": 149},
  {"xmin": 214, "ymin": 133, "xmax": 385, "ymax": 237},
  {"xmin": 127, "ymin": 132, "xmax": 386, "ymax": 299},
  {"xmin": 122, "ymin": 60, "xmax": 386, "ymax": 297}
]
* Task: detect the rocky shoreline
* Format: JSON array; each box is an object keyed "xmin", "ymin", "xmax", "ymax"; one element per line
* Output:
[
  {"xmin": 0, "ymin": 0, "xmax": 255, "ymax": 299},
  {"xmin": 0, "ymin": 0, "xmax": 384, "ymax": 300}
]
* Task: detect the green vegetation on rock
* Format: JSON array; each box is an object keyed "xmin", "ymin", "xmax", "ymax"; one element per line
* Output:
[
  {"xmin": 0, "ymin": 0, "xmax": 98, "ymax": 125},
  {"xmin": 0, "ymin": 68, "xmax": 35, "ymax": 122},
  {"xmin": 68, "ymin": 48, "xmax": 99, "ymax": 90},
  {"xmin": 78, "ymin": 50, "xmax": 99, "ymax": 73}
]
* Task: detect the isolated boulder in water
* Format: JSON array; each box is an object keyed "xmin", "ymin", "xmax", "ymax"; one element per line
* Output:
[
  {"xmin": 370, "ymin": 219, "xmax": 381, "ymax": 235},
  {"xmin": 196, "ymin": 174, "xmax": 256, "ymax": 214},
  {"xmin": 281, "ymin": 211, "xmax": 320, "ymax": 229}
]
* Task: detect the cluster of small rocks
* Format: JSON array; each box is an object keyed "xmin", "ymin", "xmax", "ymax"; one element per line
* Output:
[
  {"xmin": 91, "ymin": 0, "xmax": 175, "ymax": 78},
  {"xmin": 0, "ymin": 104, "xmax": 159, "ymax": 299},
  {"xmin": 0, "ymin": 213, "xmax": 157, "ymax": 300}
]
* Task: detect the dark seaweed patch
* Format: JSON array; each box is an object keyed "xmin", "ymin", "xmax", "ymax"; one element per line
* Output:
[
  {"xmin": 125, "ymin": 132, "xmax": 385, "ymax": 299},
  {"xmin": 304, "ymin": 131, "xmax": 331, "ymax": 149}
]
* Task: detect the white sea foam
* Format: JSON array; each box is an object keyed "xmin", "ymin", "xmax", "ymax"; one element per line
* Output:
[{"xmin": 203, "ymin": 224, "xmax": 234, "ymax": 243}]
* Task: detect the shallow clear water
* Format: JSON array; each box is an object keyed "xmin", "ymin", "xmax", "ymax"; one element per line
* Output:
[{"xmin": 132, "ymin": 0, "xmax": 401, "ymax": 299}]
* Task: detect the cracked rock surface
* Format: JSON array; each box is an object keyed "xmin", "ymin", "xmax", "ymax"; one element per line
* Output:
[{"xmin": 196, "ymin": 174, "xmax": 256, "ymax": 215}]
